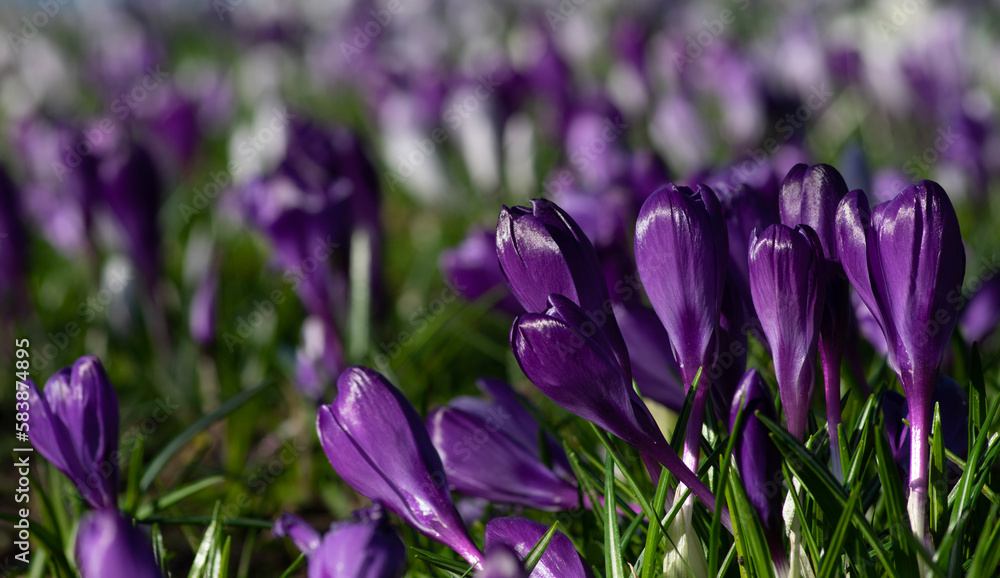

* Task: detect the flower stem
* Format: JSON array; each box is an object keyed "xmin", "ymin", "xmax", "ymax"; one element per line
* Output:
[{"xmin": 820, "ymin": 346, "xmax": 843, "ymax": 482}]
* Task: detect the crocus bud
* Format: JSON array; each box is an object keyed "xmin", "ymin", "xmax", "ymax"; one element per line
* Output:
[
  {"xmin": 511, "ymin": 295, "xmax": 725, "ymax": 523},
  {"xmin": 440, "ymin": 229, "xmax": 521, "ymax": 316},
  {"xmin": 836, "ymin": 181, "xmax": 965, "ymax": 534},
  {"xmin": 729, "ymin": 369, "xmax": 786, "ymax": 570},
  {"xmin": 317, "ymin": 367, "xmax": 483, "ymax": 567},
  {"xmin": 635, "ymin": 182, "xmax": 729, "ymax": 473},
  {"xmin": 427, "ymin": 380, "xmax": 578, "ymax": 511},
  {"xmin": 484, "ymin": 517, "xmax": 592, "ymax": 578},
  {"xmin": 27, "ymin": 355, "xmax": 119, "ymax": 510},
  {"xmin": 779, "ymin": 163, "xmax": 849, "ymax": 262},
  {"xmin": 309, "ymin": 509, "xmax": 406, "ymax": 578},
  {"xmin": 496, "ymin": 200, "xmax": 630, "ymax": 375},
  {"xmin": 75, "ymin": 511, "xmax": 161, "ymax": 578},
  {"xmin": 635, "ymin": 183, "xmax": 728, "ymax": 388},
  {"xmin": 476, "ymin": 546, "xmax": 528, "ymax": 578},
  {"xmin": 273, "ymin": 513, "xmax": 322, "ymax": 557},
  {"xmin": 748, "ymin": 224, "xmax": 826, "ymax": 441}
]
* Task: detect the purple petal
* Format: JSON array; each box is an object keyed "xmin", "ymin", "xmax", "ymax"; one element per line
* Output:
[
  {"xmin": 729, "ymin": 370, "xmax": 783, "ymax": 535},
  {"xmin": 748, "ymin": 224, "xmax": 825, "ymax": 440},
  {"xmin": 635, "ymin": 183, "xmax": 728, "ymax": 387},
  {"xmin": 307, "ymin": 515, "xmax": 407, "ymax": 578},
  {"xmin": 189, "ymin": 270, "xmax": 217, "ymax": 346},
  {"xmin": 273, "ymin": 513, "xmax": 322, "ymax": 557},
  {"xmin": 75, "ymin": 511, "xmax": 161, "ymax": 578},
  {"xmin": 476, "ymin": 546, "xmax": 528, "ymax": 578},
  {"xmin": 317, "ymin": 367, "xmax": 482, "ymax": 566},
  {"xmin": 611, "ymin": 301, "xmax": 685, "ymax": 411},
  {"xmin": 961, "ymin": 275, "xmax": 1000, "ymax": 345},
  {"xmin": 484, "ymin": 517, "xmax": 592, "ymax": 578},
  {"xmin": 779, "ymin": 163, "xmax": 849, "ymax": 262},
  {"xmin": 440, "ymin": 229, "xmax": 520, "ymax": 315}
]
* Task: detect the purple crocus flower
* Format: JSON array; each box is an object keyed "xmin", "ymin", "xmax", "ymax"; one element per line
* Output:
[
  {"xmin": 317, "ymin": 367, "xmax": 483, "ymax": 567},
  {"xmin": 275, "ymin": 507, "xmax": 407, "ymax": 578},
  {"xmin": 497, "ymin": 199, "xmax": 630, "ymax": 375},
  {"xmin": 748, "ymin": 224, "xmax": 826, "ymax": 441},
  {"xmin": 477, "ymin": 546, "xmax": 528, "ymax": 578},
  {"xmin": 294, "ymin": 316, "xmax": 346, "ymax": 403},
  {"xmin": 836, "ymin": 181, "xmax": 965, "ymax": 536},
  {"xmin": 484, "ymin": 517, "xmax": 592, "ymax": 578},
  {"xmin": 778, "ymin": 163, "xmax": 851, "ymax": 472},
  {"xmin": 634, "ymin": 183, "xmax": 728, "ymax": 471},
  {"xmin": 99, "ymin": 142, "xmax": 163, "ymax": 286},
  {"xmin": 427, "ymin": 379, "xmax": 578, "ymax": 511},
  {"xmin": 440, "ymin": 229, "xmax": 521, "ymax": 316},
  {"xmin": 27, "ymin": 355, "xmax": 119, "ymax": 510},
  {"xmin": 75, "ymin": 511, "xmax": 161, "ymax": 578},
  {"xmin": 729, "ymin": 369, "xmax": 786, "ymax": 571},
  {"xmin": 511, "ymin": 295, "xmax": 727, "ymax": 526}
]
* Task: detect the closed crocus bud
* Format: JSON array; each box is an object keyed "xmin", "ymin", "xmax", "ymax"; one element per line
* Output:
[
  {"xmin": 427, "ymin": 380, "xmax": 578, "ymax": 511},
  {"xmin": 27, "ymin": 355, "xmax": 119, "ymax": 510},
  {"xmin": 748, "ymin": 224, "xmax": 826, "ymax": 441},
  {"xmin": 273, "ymin": 512, "xmax": 322, "ymax": 557},
  {"xmin": 484, "ymin": 517, "xmax": 592, "ymax": 578},
  {"xmin": 635, "ymin": 183, "xmax": 728, "ymax": 473},
  {"xmin": 511, "ymin": 295, "xmax": 726, "ymax": 525},
  {"xmin": 476, "ymin": 546, "xmax": 528, "ymax": 578},
  {"xmin": 307, "ymin": 508, "xmax": 407, "ymax": 578},
  {"xmin": 189, "ymin": 270, "xmax": 217, "ymax": 346},
  {"xmin": 611, "ymin": 301, "xmax": 685, "ymax": 411},
  {"xmin": 99, "ymin": 143, "xmax": 163, "ymax": 286},
  {"xmin": 317, "ymin": 367, "xmax": 483, "ymax": 567},
  {"xmin": 635, "ymin": 183, "xmax": 728, "ymax": 388},
  {"xmin": 836, "ymin": 181, "xmax": 965, "ymax": 536},
  {"xmin": 496, "ymin": 200, "xmax": 630, "ymax": 375},
  {"xmin": 730, "ymin": 369, "xmax": 787, "ymax": 570},
  {"xmin": 75, "ymin": 511, "xmax": 161, "ymax": 578},
  {"xmin": 440, "ymin": 229, "xmax": 521, "ymax": 316},
  {"xmin": 779, "ymin": 163, "xmax": 849, "ymax": 262}
]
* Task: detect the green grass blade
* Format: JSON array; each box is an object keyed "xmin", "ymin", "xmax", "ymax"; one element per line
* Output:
[
  {"xmin": 604, "ymin": 450, "xmax": 626, "ymax": 578},
  {"xmin": 141, "ymin": 380, "xmax": 272, "ymax": 492},
  {"xmin": 189, "ymin": 503, "xmax": 223, "ymax": 578},
  {"xmin": 136, "ymin": 475, "xmax": 227, "ymax": 519},
  {"xmin": 523, "ymin": 521, "xmax": 559, "ymax": 573},
  {"xmin": 874, "ymin": 419, "xmax": 918, "ymax": 575},
  {"xmin": 641, "ymin": 465, "xmax": 670, "ymax": 578},
  {"xmin": 277, "ymin": 553, "xmax": 306, "ymax": 578},
  {"xmin": 929, "ymin": 403, "xmax": 947, "ymax": 537},
  {"xmin": 818, "ymin": 482, "xmax": 862, "ymax": 578},
  {"xmin": 967, "ymin": 505, "xmax": 1000, "ymax": 577}
]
